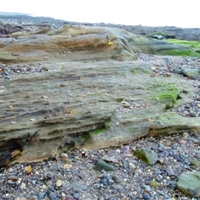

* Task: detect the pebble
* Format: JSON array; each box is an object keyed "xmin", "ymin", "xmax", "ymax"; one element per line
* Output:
[
  {"xmin": 149, "ymin": 180, "xmax": 160, "ymax": 187},
  {"xmin": 123, "ymin": 160, "xmax": 129, "ymax": 168},
  {"xmin": 100, "ymin": 177, "xmax": 109, "ymax": 186},
  {"xmin": 143, "ymin": 185, "xmax": 152, "ymax": 192},
  {"xmin": 190, "ymin": 111, "xmax": 197, "ymax": 117},
  {"xmin": 131, "ymin": 197, "xmax": 137, "ymax": 200},
  {"xmin": 81, "ymin": 185, "xmax": 88, "ymax": 191},
  {"xmin": 112, "ymin": 184, "xmax": 124, "ymax": 190},
  {"xmin": 47, "ymin": 190, "xmax": 58, "ymax": 200},
  {"xmin": 191, "ymin": 158, "xmax": 200, "ymax": 168},
  {"xmin": 165, "ymin": 167, "xmax": 176, "ymax": 176},
  {"xmin": 65, "ymin": 196, "xmax": 76, "ymax": 200},
  {"xmin": 94, "ymin": 159, "xmax": 115, "ymax": 171},
  {"xmin": 142, "ymin": 192, "xmax": 151, "ymax": 200},
  {"xmin": 93, "ymin": 183, "xmax": 101, "ymax": 189},
  {"xmin": 108, "ymin": 178, "xmax": 114, "ymax": 184},
  {"xmin": 129, "ymin": 162, "xmax": 136, "ymax": 169},
  {"xmin": 20, "ymin": 182, "xmax": 26, "ymax": 190},
  {"xmin": 101, "ymin": 155, "xmax": 119, "ymax": 163},
  {"xmin": 38, "ymin": 191, "xmax": 47, "ymax": 199},
  {"xmin": 73, "ymin": 193, "xmax": 80, "ymax": 199},
  {"xmin": 134, "ymin": 148, "xmax": 158, "ymax": 165},
  {"xmin": 113, "ymin": 175, "xmax": 122, "ymax": 183},
  {"xmin": 15, "ymin": 197, "xmax": 27, "ymax": 200},
  {"xmin": 40, "ymin": 66, "xmax": 49, "ymax": 71},
  {"xmin": 120, "ymin": 145, "xmax": 130, "ymax": 153},
  {"xmin": 56, "ymin": 179, "xmax": 62, "ymax": 187}
]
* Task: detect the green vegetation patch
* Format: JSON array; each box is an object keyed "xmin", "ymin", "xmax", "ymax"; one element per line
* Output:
[
  {"xmin": 91, "ymin": 120, "xmax": 111, "ymax": 135},
  {"xmin": 167, "ymin": 39, "xmax": 200, "ymax": 48},
  {"xmin": 130, "ymin": 69, "xmax": 136, "ymax": 74},
  {"xmin": 159, "ymin": 49, "xmax": 200, "ymax": 57},
  {"xmin": 91, "ymin": 128, "xmax": 105, "ymax": 135},
  {"xmin": 81, "ymin": 133, "xmax": 90, "ymax": 140},
  {"xmin": 165, "ymin": 39, "xmax": 200, "ymax": 57},
  {"xmin": 153, "ymin": 83, "xmax": 181, "ymax": 109},
  {"xmin": 81, "ymin": 121, "xmax": 111, "ymax": 142}
]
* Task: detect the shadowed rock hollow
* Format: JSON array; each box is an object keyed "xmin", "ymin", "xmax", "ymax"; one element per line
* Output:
[{"xmin": 0, "ymin": 25, "xmax": 199, "ymax": 166}]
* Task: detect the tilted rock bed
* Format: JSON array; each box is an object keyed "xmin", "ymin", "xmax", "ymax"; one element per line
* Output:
[
  {"xmin": 1, "ymin": 53, "xmax": 200, "ymax": 117},
  {"xmin": 0, "ymin": 53, "xmax": 200, "ymax": 163},
  {"xmin": 0, "ymin": 53, "xmax": 199, "ymax": 199}
]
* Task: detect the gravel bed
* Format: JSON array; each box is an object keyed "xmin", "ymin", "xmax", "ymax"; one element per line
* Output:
[
  {"xmin": 0, "ymin": 132, "xmax": 199, "ymax": 200},
  {"xmin": 0, "ymin": 63, "xmax": 43, "ymax": 81}
]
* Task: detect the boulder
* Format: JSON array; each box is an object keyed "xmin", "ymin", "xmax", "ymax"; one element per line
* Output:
[{"xmin": 177, "ymin": 171, "xmax": 200, "ymax": 197}]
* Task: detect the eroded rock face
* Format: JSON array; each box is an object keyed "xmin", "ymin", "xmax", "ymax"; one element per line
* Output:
[{"xmin": 0, "ymin": 25, "xmax": 199, "ymax": 166}]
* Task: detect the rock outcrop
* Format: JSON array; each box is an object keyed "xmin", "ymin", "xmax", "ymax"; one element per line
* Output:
[
  {"xmin": 0, "ymin": 25, "xmax": 189, "ymax": 64},
  {"xmin": 0, "ymin": 25, "xmax": 199, "ymax": 166}
]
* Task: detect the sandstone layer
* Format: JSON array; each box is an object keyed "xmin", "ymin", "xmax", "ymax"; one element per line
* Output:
[{"xmin": 0, "ymin": 25, "xmax": 199, "ymax": 166}]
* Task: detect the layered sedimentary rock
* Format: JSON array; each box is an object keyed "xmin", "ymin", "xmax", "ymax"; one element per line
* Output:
[{"xmin": 0, "ymin": 25, "xmax": 199, "ymax": 166}]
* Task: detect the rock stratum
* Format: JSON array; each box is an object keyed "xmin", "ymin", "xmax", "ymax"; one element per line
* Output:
[{"xmin": 0, "ymin": 24, "xmax": 199, "ymax": 167}]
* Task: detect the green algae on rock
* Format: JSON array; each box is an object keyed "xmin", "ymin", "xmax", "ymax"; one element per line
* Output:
[{"xmin": 134, "ymin": 148, "xmax": 158, "ymax": 165}]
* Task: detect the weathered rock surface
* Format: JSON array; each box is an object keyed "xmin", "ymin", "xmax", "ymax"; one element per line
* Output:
[{"xmin": 0, "ymin": 25, "xmax": 199, "ymax": 166}]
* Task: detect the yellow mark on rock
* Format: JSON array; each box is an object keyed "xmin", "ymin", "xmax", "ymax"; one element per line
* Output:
[{"xmin": 107, "ymin": 41, "xmax": 113, "ymax": 45}]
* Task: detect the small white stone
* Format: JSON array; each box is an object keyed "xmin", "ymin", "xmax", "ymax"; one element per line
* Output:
[
  {"xmin": 20, "ymin": 182, "xmax": 26, "ymax": 190},
  {"xmin": 129, "ymin": 162, "xmax": 136, "ymax": 170}
]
